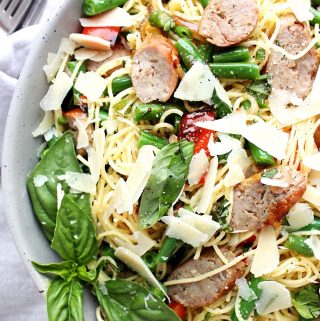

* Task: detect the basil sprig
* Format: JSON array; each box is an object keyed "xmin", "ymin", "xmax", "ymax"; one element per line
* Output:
[{"xmin": 138, "ymin": 140, "xmax": 194, "ymax": 228}]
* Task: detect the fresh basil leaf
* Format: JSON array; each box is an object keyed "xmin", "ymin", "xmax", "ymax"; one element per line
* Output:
[
  {"xmin": 94, "ymin": 279, "xmax": 180, "ymax": 321},
  {"xmin": 32, "ymin": 261, "xmax": 77, "ymax": 280},
  {"xmin": 139, "ymin": 140, "xmax": 194, "ymax": 228},
  {"xmin": 246, "ymin": 74, "xmax": 272, "ymax": 109},
  {"xmin": 27, "ymin": 131, "xmax": 84, "ymax": 241},
  {"xmin": 211, "ymin": 197, "xmax": 232, "ymax": 231},
  {"xmin": 47, "ymin": 277, "xmax": 84, "ymax": 321},
  {"xmin": 292, "ymin": 284, "xmax": 320, "ymax": 319},
  {"xmin": 262, "ymin": 168, "xmax": 278, "ymax": 178},
  {"xmin": 51, "ymin": 194, "xmax": 98, "ymax": 265},
  {"xmin": 77, "ymin": 260, "xmax": 105, "ymax": 283}
]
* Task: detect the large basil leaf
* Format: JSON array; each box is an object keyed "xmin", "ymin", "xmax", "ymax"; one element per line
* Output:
[
  {"xmin": 47, "ymin": 277, "xmax": 84, "ymax": 321},
  {"xmin": 27, "ymin": 131, "xmax": 89, "ymax": 241},
  {"xmin": 32, "ymin": 261, "xmax": 77, "ymax": 280},
  {"xmin": 138, "ymin": 140, "xmax": 194, "ymax": 228},
  {"xmin": 51, "ymin": 194, "xmax": 98, "ymax": 265},
  {"xmin": 95, "ymin": 279, "xmax": 180, "ymax": 321}
]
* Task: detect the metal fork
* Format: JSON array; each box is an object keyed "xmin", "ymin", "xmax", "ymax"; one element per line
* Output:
[{"xmin": 0, "ymin": 0, "xmax": 40, "ymax": 34}]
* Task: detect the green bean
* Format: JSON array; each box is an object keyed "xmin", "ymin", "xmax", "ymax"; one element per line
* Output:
[
  {"xmin": 310, "ymin": 7, "xmax": 320, "ymax": 25},
  {"xmin": 248, "ymin": 142, "xmax": 275, "ymax": 165},
  {"xmin": 67, "ymin": 61, "xmax": 87, "ymax": 105},
  {"xmin": 138, "ymin": 131, "xmax": 168, "ymax": 149},
  {"xmin": 296, "ymin": 218, "xmax": 320, "ymax": 232},
  {"xmin": 284, "ymin": 234, "xmax": 314, "ymax": 256},
  {"xmin": 198, "ymin": 44, "xmax": 213, "ymax": 63},
  {"xmin": 99, "ymin": 110, "xmax": 108, "ymax": 123},
  {"xmin": 255, "ymin": 48, "xmax": 266, "ymax": 61},
  {"xmin": 213, "ymin": 46, "xmax": 250, "ymax": 63},
  {"xmin": 173, "ymin": 25, "xmax": 192, "ymax": 39},
  {"xmin": 209, "ymin": 63, "xmax": 260, "ymax": 80},
  {"xmin": 142, "ymin": 251, "xmax": 158, "ymax": 269},
  {"xmin": 57, "ymin": 116, "xmax": 68, "ymax": 127},
  {"xmin": 211, "ymin": 88, "xmax": 233, "ymax": 119},
  {"xmin": 111, "ymin": 75, "xmax": 132, "ymax": 95},
  {"xmin": 175, "ymin": 38, "xmax": 204, "ymax": 69},
  {"xmin": 157, "ymin": 237, "xmax": 178, "ymax": 264},
  {"xmin": 199, "ymin": 0, "xmax": 209, "ymax": 7},
  {"xmin": 241, "ymin": 100, "xmax": 252, "ymax": 111},
  {"xmin": 149, "ymin": 10, "xmax": 175, "ymax": 32},
  {"xmin": 82, "ymin": 0, "xmax": 128, "ymax": 16},
  {"xmin": 133, "ymin": 104, "xmax": 166, "ymax": 122},
  {"xmin": 173, "ymin": 115, "xmax": 181, "ymax": 134}
]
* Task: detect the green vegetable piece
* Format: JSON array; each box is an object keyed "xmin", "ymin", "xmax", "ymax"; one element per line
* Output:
[
  {"xmin": 99, "ymin": 110, "xmax": 108, "ymax": 123},
  {"xmin": 246, "ymin": 74, "xmax": 272, "ymax": 108},
  {"xmin": 298, "ymin": 218, "xmax": 320, "ymax": 232},
  {"xmin": 32, "ymin": 261, "xmax": 77, "ymax": 280},
  {"xmin": 47, "ymin": 277, "xmax": 84, "ymax": 321},
  {"xmin": 292, "ymin": 284, "xmax": 320, "ymax": 319},
  {"xmin": 112, "ymin": 74, "xmax": 132, "ymax": 95},
  {"xmin": 199, "ymin": 0, "xmax": 209, "ymax": 7},
  {"xmin": 209, "ymin": 63, "xmax": 260, "ymax": 80},
  {"xmin": 241, "ymin": 100, "xmax": 252, "ymax": 111},
  {"xmin": 149, "ymin": 10, "xmax": 175, "ymax": 32},
  {"xmin": 139, "ymin": 140, "xmax": 194, "ymax": 228},
  {"xmin": 82, "ymin": 0, "xmax": 128, "ymax": 16},
  {"xmin": 204, "ymin": 312, "xmax": 211, "ymax": 321},
  {"xmin": 51, "ymin": 194, "xmax": 98, "ymax": 265},
  {"xmin": 248, "ymin": 142, "xmax": 275, "ymax": 165},
  {"xmin": 57, "ymin": 116, "xmax": 68, "ymax": 126},
  {"xmin": 27, "ymin": 132, "xmax": 86, "ymax": 241},
  {"xmin": 198, "ymin": 44, "xmax": 213, "ymax": 63},
  {"xmin": 175, "ymin": 38, "xmax": 204, "ymax": 69},
  {"xmin": 67, "ymin": 61, "xmax": 87, "ymax": 75},
  {"xmin": 76, "ymin": 260, "xmax": 105, "ymax": 283},
  {"xmin": 212, "ymin": 87, "xmax": 233, "ymax": 119},
  {"xmin": 157, "ymin": 236, "xmax": 178, "ymax": 263},
  {"xmin": 285, "ymin": 234, "xmax": 314, "ymax": 257},
  {"xmin": 174, "ymin": 25, "xmax": 192, "ymax": 39},
  {"xmin": 255, "ymin": 48, "xmax": 266, "ymax": 61},
  {"xmin": 213, "ymin": 46, "xmax": 250, "ymax": 63},
  {"xmin": 211, "ymin": 197, "xmax": 232, "ymax": 231},
  {"xmin": 310, "ymin": 7, "xmax": 320, "ymax": 25},
  {"xmin": 142, "ymin": 251, "xmax": 159, "ymax": 269},
  {"xmin": 138, "ymin": 131, "xmax": 168, "ymax": 149},
  {"xmin": 133, "ymin": 103, "xmax": 167, "ymax": 122},
  {"xmin": 262, "ymin": 168, "xmax": 278, "ymax": 178},
  {"xmin": 95, "ymin": 279, "xmax": 180, "ymax": 321},
  {"xmin": 312, "ymin": 0, "xmax": 320, "ymax": 5}
]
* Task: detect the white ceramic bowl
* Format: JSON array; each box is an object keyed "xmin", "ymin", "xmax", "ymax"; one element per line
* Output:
[{"xmin": 2, "ymin": 0, "xmax": 96, "ymax": 318}]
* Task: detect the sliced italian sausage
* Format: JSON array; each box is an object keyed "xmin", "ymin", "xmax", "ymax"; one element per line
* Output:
[
  {"xmin": 230, "ymin": 166, "xmax": 307, "ymax": 231},
  {"xmin": 314, "ymin": 125, "xmax": 320, "ymax": 149},
  {"xmin": 198, "ymin": 0, "xmax": 259, "ymax": 47},
  {"xmin": 131, "ymin": 36, "xmax": 179, "ymax": 103},
  {"xmin": 167, "ymin": 248, "xmax": 245, "ymax": 308},
  {"xmin": 266, "ymin": 14, "xmax": 319, "ymax": 99}
]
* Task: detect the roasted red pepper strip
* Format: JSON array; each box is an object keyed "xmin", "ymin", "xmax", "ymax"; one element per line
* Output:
[
  {"xmin": 168, "ymin": 301, "xmax": 186, "ymax": 320},
  {"xmin": 82, "ymin": 26, "xmax": 120, "ymax": 45}
]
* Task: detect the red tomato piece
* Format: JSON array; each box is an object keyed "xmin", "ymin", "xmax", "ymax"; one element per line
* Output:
[
  {"xmin": 168, "ymin": 301, "xmax": 186, "ymax": 320},
  {"xmin": 82, "ymin": 26, "xmax": 120, "ymax": 45}
]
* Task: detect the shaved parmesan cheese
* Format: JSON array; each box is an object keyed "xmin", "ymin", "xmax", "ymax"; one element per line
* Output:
[
  {"xmin": 127, "ymin": 145, "xmax": 155, "ymax": 203},
  {"xmin": 303, "ymin": 153, "xmax": 320, "ymax": 171},
  {"xmin": 57, "ymin": 183, "xmax": 64, "ymax": 210},
  {"xmin": 115, "ymin": 247, "xmax": 168, "ymax": 298},
  {"xmin": 44, "ymin": 127, "xmax": 59, "ymax": 142},
  {"xmin": 70, "ymin": 33, "xmax": 111, "ymax": 51},
  {"xmin": 104, "ymin": 119, "xmax": 118, "ymax": 135},
  {"xmin": 187, "ymin": 149, "xmax": 209, "ymax": 185},
  {"xmin": 110, "ymin": 178, "xmax": 133, "ymax": 214},
  {"xmin": 255, "ymin": 281, "xmax": 292, "ymax": 315},
  {"xmin": 242, "ymin": 121, "xmax": 289, "ymax": 160},
  {"xmin": 303, "ymin": 185, "xmax": 320, "ymax": 207},
  {"xmin": 32, "ymin": 112, "xmax": 54, "ymax": 137},
  {"xmin": 196, "ymin": 110, "xmax": 246, "ymax": 135},
  {"xmin": 90, "ymin": 50, "xmax": 113, "ymax": 62},
  {"xmin": 236, "ymin": 277, "xmax": 257, "ymax": 301},
  {"xmin": 74, "ymin": 118, "xmax": 89, "ymax": 149},
  {"xmin": 59, "ymin": 38, "xmax": 77, "ymax": 55},
  {"xmin": 79, "ymin": 8, "xmax": 134, "ymax": 27},
  {"xmin": 74, "ymin": 71, "xmax": 108, "ymax": 101},
  {"xmin": 33, "ymin": 175, "xmax": 48, "ymax": 187},
  {"xmin": 288, "ymin": 0, "xmax": 312, "ymax": 22},
  {"xmin": 74, "ymin": 48, "xmax": 98, "ymax": 60},
  {"xmin": 208, "ymin": 133, "xmax": 241, "ymax": 157},
  {"xmin": 214, "ymin": 77, "xmax": 232, "ymax": 106},
  {"xmin": 40, "ymin": 72, "xmax": 73, "ymax": 111},
  {"xmin": 58, "ymin": 171, "xmax": 96, "ymax": 194},
  {"xmin": 309, "ymin": 170, "xmax": 320, "ymax": 186},
  {"xmin": 251, "ymin": 225, "xmax": 279, "ymax": 277},
  {"xmin": 260, "ymin": 177, "xmax": 289, "ymax": 188},
  {"xmin": 286, "ymin": 203, "xmax": 314, "ymax": 230},
  {"xmin": 197, "ymin": 157, "xmax": 218, "ymax": 214},
  {"xmin": 174, "ymin": 61, "xmax": 215, "ymax": 101},
  {"xmin": 305, "ymin": 235, "xmax": 320, "ymax": 259}
]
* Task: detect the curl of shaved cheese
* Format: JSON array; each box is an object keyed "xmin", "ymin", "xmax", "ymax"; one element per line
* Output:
[
  {"xmin": 303, "ymin": 185, "xmax": 320, "ymax": 207},
  {"xmin": 303, "ymin": 153, "xmax": 320, "ymax": 171},
  {"xmin": 174, "ymin": 61, "xmax": 215, "ymax": 101},
  {"xmin": 255, "ymin": 281, "xmax": 292, "ymax": 315},
  {"xmin": 79, "ymin": 8, "xmax": 134, "ymax": 27},
  {"xmin": 58, "ymin": 171, "xmax": 96, "ymax": 194},
  {"xmin": 260, "ymin": 177, "xmax": 289, "ymax": 188},
  {"xmin": 187, "ymin": 149, "xmax": 209, "ymax": 185},
  {"xmin": 214, "ymin": 77, "xmax": 232, "ymax": 106},
  {"xmin": 287, "ymin": 0, "xmax": 312, "ymax": 22},
  {"xmin": 236, "ymin": 277, "xmax": 257, "ymax": 301},
  {"xmin": 309, "ymin": 170, "xmax": 320, "ymax": 186},
  {"xmin": 74, "ymin": 48, "xmax": 98, "ymax": 60},
  {"xmin": 56, "ymin": 183, "xmax": 64, "ymax": 210},
  {"xmin": 90, "ymin": 50, "xmax": 113, "ymax": 62},
  {"xmin": 208, "ymin": 133, "xmax": 241, "ymax": 157},
  {"xmin": 196, "ymin": 110, "xmax": 246, "ymax": 135},
  {"xmin": 74, "ymin": 118, "xmax": 89, "ymax": 149},
  {"xmin": 32, "ymin": 112, "xmax": 54, "ymax": 137},
  {"xmin": 251, "ymin": 226, "xmax": 279, "ymax": 277},
  {"xmin": 70, "ymin": 33, "xmax": 111, "ymax": 51},
  {"xmin": 40, "ymin": 72, "xmax": 73, "ymax": 111},
  {"xmin": 242, "ymin": 121, "xmax": 289, "ymax": 160},
  {"xmin": 74, "ymin": 72, "xmax": 108, "ymax": 101},
  {"xmin": 109, "ymin": 178, "xmax": 133, "ymax": 215},
  {"xmin": 115, "ymin": 247, "xmax": 168, "ymax": 298},
  {"xmin": 105, "ymin": 119, "xmax": 118, "ymax": 135},
  {"xmin": 126, "ymin": 145, "xmax": 155, "ymax": 203},
  {"xmin": 305, "ymin": 235, "xmax": 320, "ymax": 259},
  {"xmin": 33, "ymin": 175, "xmax": 48, "ymax": 187},
  {"xmin": 286, "ymin": 203, "xmax": 314, "ymax": 230},
  {"xmin": 196, "ymin": 157, "xmax": 218, "ymax": 214}
]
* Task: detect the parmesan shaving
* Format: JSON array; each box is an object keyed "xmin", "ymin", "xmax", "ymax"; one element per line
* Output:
[
  {"xmin": 58, "ymin": 171, "xmax": 96, "ymax": 194},
  {"xmin": 303, "ymin": 185, "xmax": 320, "ymax": 207},
  {"xmin": 260, "ymin": 177, "xmax": 289, "ymax": 188},
  {"xmin": 70, "ymin": 33, "xmax": 111, "ymax": 51},
  {"xmin": 236, "ymin": 277, "xmax": 257, "ymax": 301},
  {"xmin": 208, "ymin": 133, "xmax": 241, "ymax": 157},
  {"xmin": 33, "ymin": 175, "xmax": 48, "ymax": 187},
  {"xmin": 187, "ymin": 149, "xmax": 209, "ymax": 186},
  {"xmin": 286, "ymin": 203, "xmax": 314, "ymax": 230},
  {"xmin": 303, "ymin": 152, "xmax": 320, "ymax": 171},
  {"xmin": 287, "ymin": 0, "xmax": 313, "ymax": 22},
  {"xmin": 74, "ymin": 118, "xmax": 89, "ymax": 149},
  {"xmin": 32, "ymin": 112, "xmax": 54, "ymax": 137},
  {"xmin": 305, "ymin": 235, "xmax": 320, "ymax": 259}
]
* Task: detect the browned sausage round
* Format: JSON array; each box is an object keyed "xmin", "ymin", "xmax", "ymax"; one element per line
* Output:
[
  {"xmin": 198, "ymin": 0, "xmax": 259, "ymax": 47},
  {"xmin": 266, "ymin": 14, "xmax": 319, "ymax": 99},
  {"xmin": 314, "ymin": 125, "xmax": 320, "ymax": 149},
  {"xmin": 167, "ymin": 248, "xmax": 245, "ymax": 308},
  {"xmin": 230, "ymin": 167, "xmax": 307, "ymax": 231},
  {"xmin": 131, "ymin": 36, "xmax": 179, "ymax": 103}
]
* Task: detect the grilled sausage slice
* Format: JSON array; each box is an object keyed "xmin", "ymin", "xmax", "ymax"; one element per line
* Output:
[
  {"xmin": 198, "ymin": 0, "xmax": 259, "ymax": 47},
  {"xmin": 266, "ymin": 14, "xmax": 319, "ymax": 99},
  {"xmin": 230, "ymin": 167, "xmax": 307, "ymax": 231},
  {"xmin": 131, "ymin": 36, "xmax": 179, "ymax": 103},
  {"xmin": 167, "ymin": 248, "xmax": 245, "ymax": 308},
  {"xmin": 314, "ymin": 125, "xmax": 320, "ymax": 149}
]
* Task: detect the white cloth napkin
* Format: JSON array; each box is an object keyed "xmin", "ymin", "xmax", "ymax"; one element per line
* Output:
[{"xmin": 0, "ymin": 1, "xmax": 59, "ymax": 320}]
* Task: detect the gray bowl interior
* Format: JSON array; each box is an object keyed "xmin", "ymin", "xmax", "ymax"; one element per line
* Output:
[{"xmin": 2, "ymin": 0, "xmax": 96, "ymax": 318}]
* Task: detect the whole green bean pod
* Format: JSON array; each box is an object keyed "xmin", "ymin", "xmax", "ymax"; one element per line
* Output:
[
  {"xmin": 111, "ymin": 75, "xmax": 132, "ymax": 95},
  {"xmin": 133, "ymin": 104, "xmax": 167, "ymax": 122},
  {"xmin": 138, "ymin": 131, "xmax": 168, "ymax": 149},
  {"xmin": 198, "ymin": 44, "xmax": 213, "ymax": 63},
  {"xmin": 209, "ymin": 62, "xmax": 260, "ymax": 80},
  {"xmin": 248, "ymin": 142, "xmax": 275, "ymax": 165},
  {"xmin": 284, "ymin": 234, "xmax": 314, "ymax": 256},
  {"xmin": 213, "ymin": 46, "xmax": 250, "ymax": 63},
  {"xmin": 175, "ymin": 38, "xmax": 204, "ymax": 69},
  {"xmin": 82, "ymin": 0, "xmax": 128, "ymax": 16},
  {"xmin": 173, "ymin": 26, "xmax": 192, "ymax": 39},
  {"xmin": 149, "ymin": 10, "xmax": 175, "ymax": 31}
]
